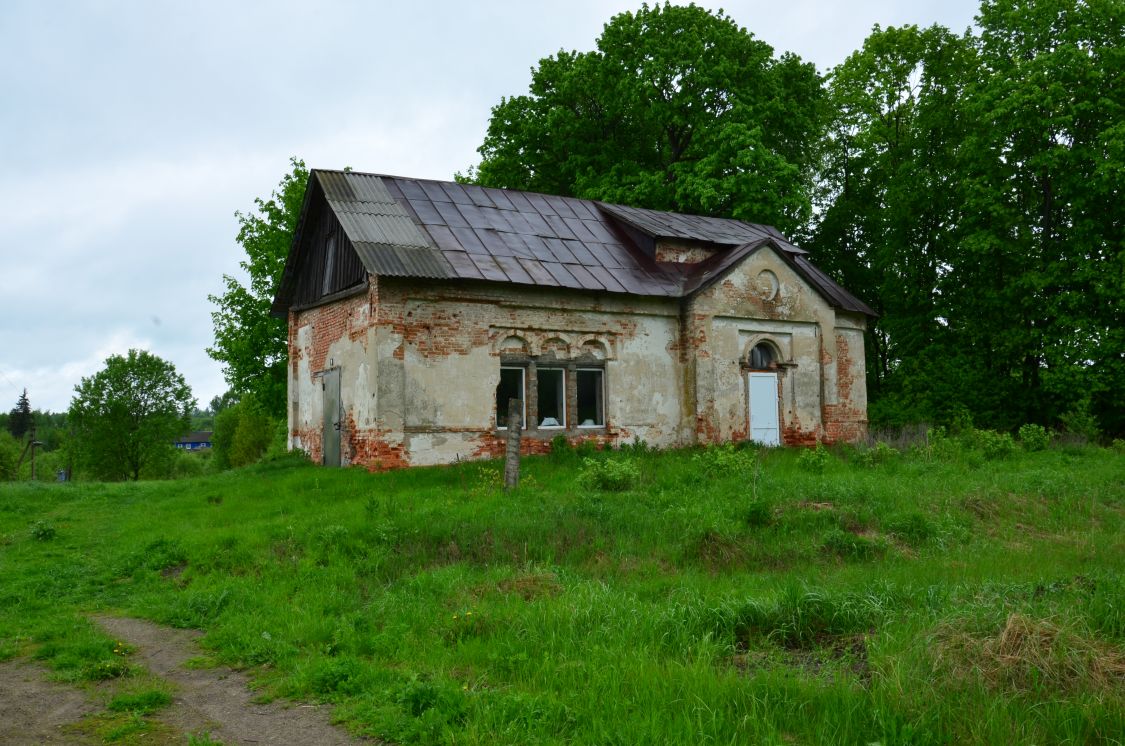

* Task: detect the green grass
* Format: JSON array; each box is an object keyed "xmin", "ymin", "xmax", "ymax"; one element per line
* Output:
[{"xmin": 1, "ymin": 444, "xmax": 1123, "ymax": 744}]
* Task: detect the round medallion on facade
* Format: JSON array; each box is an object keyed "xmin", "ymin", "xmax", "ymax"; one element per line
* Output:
[{"xmin": 756, "ymin": 269, "xmax": 779, "ymax": 300}]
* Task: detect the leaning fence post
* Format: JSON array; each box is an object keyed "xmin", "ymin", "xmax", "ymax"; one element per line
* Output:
[{"xmin": 503, "ymin": 397, "xmax": 522, "ymax": 490}]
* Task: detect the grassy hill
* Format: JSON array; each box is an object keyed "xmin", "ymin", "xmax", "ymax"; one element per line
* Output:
[{"xmin": 1, "ymin": 439, "xmax": 1123, "ymax": 744}]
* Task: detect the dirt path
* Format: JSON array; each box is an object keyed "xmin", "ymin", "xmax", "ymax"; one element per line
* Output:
[
  {"xmin": 0, "ymin": 659, "xmax": 98, "ymax": 745},
  {"xmin": 92, "ymin": 615, "xmax": 366, "ymax": 745}
]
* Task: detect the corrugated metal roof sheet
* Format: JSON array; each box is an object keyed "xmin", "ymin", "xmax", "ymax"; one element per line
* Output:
[
  {"xmin": 276, "ymin": 169, "xmax": 874, "ymax": 316},
  {"xmin": 319, "ymin": 171, "xmax": 452, "ymax": 279}
]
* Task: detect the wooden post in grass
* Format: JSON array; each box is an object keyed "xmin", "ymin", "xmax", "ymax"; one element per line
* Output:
[{"xmin": 503, "ymin": 398, "xmax": 521, "ymax": 490}]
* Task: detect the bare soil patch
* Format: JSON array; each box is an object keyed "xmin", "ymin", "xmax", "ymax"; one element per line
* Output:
[
  {"xmin": 0, "ymin": 660, "xmax": 98, "ymax": 745},
  {"xmin": 92, "ymin": 615, "xmax": 367, "ymax": 745}
]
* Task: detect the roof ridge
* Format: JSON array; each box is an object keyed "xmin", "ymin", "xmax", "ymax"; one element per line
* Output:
[{"xmin": 310, "ymin": 168, "xmax": 782, "ymax": 237}]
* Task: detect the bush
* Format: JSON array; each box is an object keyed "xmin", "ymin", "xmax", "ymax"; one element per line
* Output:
[
  {"xmin": 692, "ymin": 443, "xmax": 756, "ymax": 476},
  {"xmin": 856, "ymin": 441, "xmax": 899, "ymax": 468},
  {"xmin": 797, "ymin": 444, "xmax": 831, "ymax": 472},
  {"xmin": 263, "ymin": 419, "xmax": 290, "ymax": 461},
  {"xmin": 1017, "ymin": 423, "xmax": 1051, "ymax": 452},
  {"xmin": 0, "ymin": 431, "xmax": 22, "ymax": 480},
  {"xmin": 744, "ymin": 497, "xmax": 774, "ymax": 528},
  {"xmin": 1060, "ymin": 397, "xmax": 1101, "ymax": 443},
  {"xmin": 169, "ymin": 449, "xmax": 207, "ymax": 479},
  {"xmin": 212, "ymin": 398, "xmax": 278, "ymax": 470},
  {"xmin": 969, "ymin": 429, "xmax": 1017, "ymax": 460},
  {"xmin": 578, "ymin": 457, "xmax": 640, "ymax": 492}
]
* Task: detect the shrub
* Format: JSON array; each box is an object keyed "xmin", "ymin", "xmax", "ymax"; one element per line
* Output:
[
  {"xmin": 692, "ymin": 443, "xmax": 756, "ymax": 476},
  {"xmin": 856, "ymin": 441, "xmax": 899, "ymax": 468},
  {"xmin": 578, "ymin": 457, "xmax": 640, "ymax": 492},
  {"xmin": 797, "ymin": 444, "xmax": 831, "ymax": 473},
  {"xmin": 263, "ymin": 418, "xmax": 290, "ymax": 461},
  {"xmin": 0, "ymin": 431, "xmax": 22, "ymax": 481},
  {"xmin": 744, "ymin": 497, "xmax": 774, "ymax": 528},
  {"xmin": 169, "ymin": 449, "xmax": 207, "ymax": 479},
  {"xmin": 1017, "ymin": 423, "xmax": 1051, "ymax": 452},
  {"xmin": 968, "ymin": 429, "xmax": 1017, "ymax": 460},
  {"xmin": 549, "ymin": 434, "xmax": 571, "ymax": 456},
  {"xmin": 1059, "ymin": 397, "xmax": 1101, "ymax": 443}
]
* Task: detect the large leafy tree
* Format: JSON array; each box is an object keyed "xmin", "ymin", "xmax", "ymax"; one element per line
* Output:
[
  {"xmin": 810, "ymin": 25, "xmax": 976, "ymax": 425},
  {"xmin": 472, "ymin": 3, "xmax": 824, "ymax": 234},
  {"xmin": 811, "ymin": 0, "xmax": 1124, "ymax": 434},
  {"xmin": 68, "ymin": 349, "xmax": 195, "ymax": 481},
  {"xmin": 954, "ymin": 0, "xmax": 1125, "ymax": 432},
  {"xmin": 208, "ymin": 158, "xmax": 308, "ymax": 419}
]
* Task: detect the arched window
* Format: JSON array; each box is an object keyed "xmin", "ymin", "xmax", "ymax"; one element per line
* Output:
[{"xmin": 749, "ymin": 343, "xmax": 774, "ymax": 369}]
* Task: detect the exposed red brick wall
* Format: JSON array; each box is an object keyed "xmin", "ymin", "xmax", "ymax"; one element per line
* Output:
[{"xmin": 822, "ymin": 332, "xmax": 867, "ymax": 444}]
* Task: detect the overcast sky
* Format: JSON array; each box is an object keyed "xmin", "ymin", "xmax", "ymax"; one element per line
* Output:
[{"xmin": 1, "ymin": 0, "xmax": 981, "ymax": 413}]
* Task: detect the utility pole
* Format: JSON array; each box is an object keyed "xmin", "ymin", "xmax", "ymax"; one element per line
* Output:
[{"xmin": 16, "ymin": 427, "xmax": 43, "ymax": 481}]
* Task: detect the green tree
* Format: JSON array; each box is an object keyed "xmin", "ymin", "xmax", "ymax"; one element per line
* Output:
[
  {"xmin": 68, "ymin": 349, "xmax": 195, "ymax": 481},
  {"xmin": 955, "ymin": 0, "xmax": 1125, "ymax": 432},
  {"xmin": 471, "ymin": 3, "xmax": 824, "ymax": 234},
  {"xmin": 211, "ymin": 396, "xmax": 275, "ymax": 470},
  {"xmin": 811, "ymin": 0, "xmax": 1124, "ymax": 435},
  {"xmin": 208, "ymin": 158, "xmax": 307, "ymax": 419},
  {"xmin": 8, "ymin": 388, "xmax": 33, "ymax": 439},
  {"xmin": 809, "ymin": 25, "xmax": 976, "ymax": 426}
]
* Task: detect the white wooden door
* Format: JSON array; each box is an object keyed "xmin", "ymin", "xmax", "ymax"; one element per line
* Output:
[{"xmin": 748, "ymin": 372, "xmax": 780, "ymax": 446}]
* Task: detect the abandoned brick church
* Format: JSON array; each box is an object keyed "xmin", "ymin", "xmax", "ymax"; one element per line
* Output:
[{"xmin": 270, "ymin": 169, "xmax": 875, "ymax": 468}]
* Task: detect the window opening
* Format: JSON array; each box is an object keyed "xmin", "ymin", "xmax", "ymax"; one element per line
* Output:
[
  {"xmin": 321, "ymin": 233, "xmax": 338, "ymax": 297},
  {"xmin": 576, "ymin": 369, "xmax": 604, "ymax": 427},
  {"xmin": 495, "ymin": 367, "xmax": 525, "ymax": 429},
  {"xmin": 537, "ymin": 368, "xmax": 566, "ymax": 428},
  {"xmin": 749, "ymin": 343, "xmax": 774, "ymax": 369}
]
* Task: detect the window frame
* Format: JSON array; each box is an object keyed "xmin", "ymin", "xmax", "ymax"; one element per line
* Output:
[
  {"xmin": 495, "ymin": 357, "xmax": 607, "ymax": 435},
  {"xmin": 535, "ymin": 366, "xmax": 567, "ymax": 429},
  {"xmin": 496, "ymin": 366, "xmax": 527, "ymax": 430},
  {"xmin": 575, "ymin": 367, "xmax": 605, "ymax": 428}
]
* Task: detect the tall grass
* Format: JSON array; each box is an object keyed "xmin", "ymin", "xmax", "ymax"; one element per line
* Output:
[{"xmin": 0, "ymin": 441, "xmax": 1122, "ymax": 744}]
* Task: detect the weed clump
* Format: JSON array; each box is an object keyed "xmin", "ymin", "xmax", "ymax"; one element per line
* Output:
[
  {"xmin": 932, "ymin": 613, "xmax": 1125, "ymax": 694},
  {"xmin": 884, "ymin": 512, "xmax": 935, "ymax": 547},
  {"xmin": 744, "ymin": 497, "xmax": 774, "ymax": 528},
  {"xmin": 578, "ymin": 457, "xmax": 640, "ymax": 492},
  {"xmin": 856, "ymin": 441, "xmax": 899, "ymax": 468},
  {"xmin": 821, "ymin": 528, "xmax": 888, "ymax": 560},
  {"xmin": 119, "ymin": 537, "xmax": 187, "ymax": 575},
  {"xmin": 29, "ymin": 519, "xmax": 56, "ymax": 541},
  {"xmin": 730, "ymin": 586, "xmax": 887, "ymax": 648},
  {"xmin": 108, "ymin": 689, "xmax": 173, "ymax": 715}
]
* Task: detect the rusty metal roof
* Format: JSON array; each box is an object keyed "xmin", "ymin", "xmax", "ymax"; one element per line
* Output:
[{"xmin": 276, "ymin": 169, "xmax": 874, "ymax": 316}]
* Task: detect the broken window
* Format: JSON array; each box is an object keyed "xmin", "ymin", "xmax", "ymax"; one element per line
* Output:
[
  {"xmin": 749, "ymin": 343, "xmax": 774, "ymax": 369},
  {"xmin": 496, "ymin": 367, "xmax": 525, "ymax": 429},
  {"xmin": 576, "ymin": 369, "xmax": 604, "ymax": 427},
  {"xmin": 537, "ymin": 368, "xmax": 566, "ymax": 428}
]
